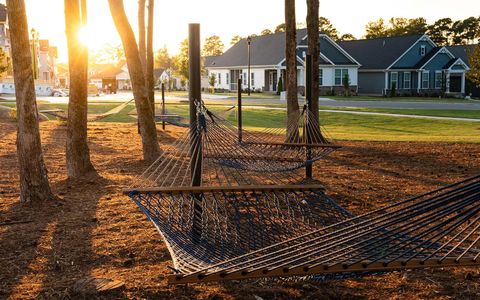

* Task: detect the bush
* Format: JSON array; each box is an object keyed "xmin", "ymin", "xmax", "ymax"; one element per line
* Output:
[
  {"xmin": 390, "ymin": 82, "xmax": 396, "ymax": 97},
  {"xmin": 277, "ymin": 77, "xmax": 283, "ymax": 95}
]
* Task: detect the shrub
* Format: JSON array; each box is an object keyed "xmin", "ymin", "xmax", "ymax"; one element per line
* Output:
[
  {"xmin": 277, "ymin": 76, "xmax": 283, "ymax": 95},
  {"xmin": 390, "ymin": 82, "xmax": 396, "ymax": 97}
]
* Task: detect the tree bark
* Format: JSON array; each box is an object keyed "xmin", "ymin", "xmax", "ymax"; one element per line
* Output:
[
  {"xmin": 146, "ymin": 0, "xmax": 155, "ymax": 116},
  {"xmin": 108, "ymin": 0, "xmax": 160, "ymax": 162},
  {"xmin": 285, "ymin": 0, "xmax": 299, "ymax": 141},
  {"xmin": 306, "ymin": 0, "xmax": 324, "ymax": 143},
  {"xmin": 7, "ymin": 0, "xmax": 55, "ymax": 202},
  {"xmin": 138, "ymin": 0, "xmax": 147, "ymax": 76},
  {"xmin": 65, "ymin": 0, "xmax": 97, "ymax": 178}
]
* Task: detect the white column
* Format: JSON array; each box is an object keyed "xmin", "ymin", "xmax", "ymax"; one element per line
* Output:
[
  {"xmin": 417, "ymin": 71, "xmax": 421, "ymax": 92},
  {"xmin": 446, "ymin": 71, "xmax": 450, "ymax": 94},
  {"xmin": 461, "ymin": 72, "xmax": 466, "ymax": 94},
  {"xmin": 384, "ymin": 72, "xmax": 388, "ymax": 95}
]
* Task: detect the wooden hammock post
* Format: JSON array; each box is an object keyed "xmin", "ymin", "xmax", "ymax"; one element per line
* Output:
[
  {"xmin": 189, "ymin": 23, "xmax": 203, "ymax": 243},
  {"xmin": 237, "ymin": 78, "xmax": 243, "ymax": 143},
  {"xmin": 305, "ymin": 54, "xmax": 313, "ymax": 179},
  {"xmin": 161, "ymin": 82, "xmax": 166, "ymax": 130}
]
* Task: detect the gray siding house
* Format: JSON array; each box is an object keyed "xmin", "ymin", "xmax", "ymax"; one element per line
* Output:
[
  {"xmin": 338, "ymin": 35, "xmax": 470, "ymax": 96},
  {"xmin": 205, "ymin": 29, "xmax": 360, "ymax": 95}
]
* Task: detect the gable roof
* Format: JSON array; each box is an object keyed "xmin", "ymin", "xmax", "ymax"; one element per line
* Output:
[
  {"xmin": 337, "ymin": 34, "xmax": 424, "ymax": 70},
  {"xmin": 413, "ymin": 47, "xmax": 441, "ymax": 69},
  {"xmin": 205, "ymin": 29, "xmax": 308, "ymax": 68},
  {"xmin": 446, "ymin": 44, "xmax": 477, "ymax": 67}
]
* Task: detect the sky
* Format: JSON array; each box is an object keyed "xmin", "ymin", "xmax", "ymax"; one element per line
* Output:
[{"xmin": 2, "ymin": 0, "xmax": 478, "ymax": 62}]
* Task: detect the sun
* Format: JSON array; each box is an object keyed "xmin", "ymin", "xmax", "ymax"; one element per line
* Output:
[
  {"xmin": 77, "ymin": 26, "xmax": 107, "ymax": 51},
  {"xmin": 78, "ymin": 26, "xmax": 90, "ymax": 46}
]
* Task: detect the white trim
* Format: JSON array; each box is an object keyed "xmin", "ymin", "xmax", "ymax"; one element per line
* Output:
[
  {"xmin": 390, "ymin": 72, "xmax": 398, "ymax": 89},
  {"xmin": 421, "ymin": 71, "xmax": 430, "ymax": 89},
  {"xmin": 403, "ymin": 72, "xmax": 411, "ymax": 89},
  {"xmin": 446, "ymin": 58, "xmax": 470, "ymax": 71},
  {"xmin": 320, "ymin": 34, "xmax": 362, "ymax": 66},
  {"xmin": 320, "ymin": 53, "xmax": 335, "ymax": 65},
  {"xmin": 277, "ymin": 56, "xmax": 305, "ymax": 67},
  {"xmin": 418, "ymin": 47, "xmax": 455, "ymax": 70},
  {"xmin": 386, "ymin": 34, "xmax": 437, "ymax": 70},
  {"xmin": 434, "ymin": 71, "xmax": 443, "ymax": 89}
]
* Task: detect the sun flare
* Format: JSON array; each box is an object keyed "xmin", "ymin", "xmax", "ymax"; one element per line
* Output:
[{"xmin": 77, "ymin": 26, "xmax": 107, "ymax": 51}]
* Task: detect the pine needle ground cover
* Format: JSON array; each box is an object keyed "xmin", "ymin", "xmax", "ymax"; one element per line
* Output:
[{"xmin": 1, "ymin": 120, "xmax": 480, "ymax": 298}]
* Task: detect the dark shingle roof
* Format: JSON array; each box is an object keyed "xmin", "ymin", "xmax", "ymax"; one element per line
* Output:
[
  {"xmin": 0, "ymin": 4, "xmax": 6, "ymax": 22},
  {"xmin": 205, "ymin": 29, "xmax": 308, "ymax": 68},
  {"xmin": 446, "ymin": 44, "xmax": 477, "ymax": 67},
  {"xmin": 337, "ymin": 34, "xmax": 423, "ymax": 70}
]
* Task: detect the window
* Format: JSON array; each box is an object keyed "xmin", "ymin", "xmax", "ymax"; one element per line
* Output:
[
  {"xmin": 334, "ymin": 69, "xmax": 349, "ymax": 86},
  {"xmin": 435, "ymin": 71, "xmax": 442, "ymax": 89},
  {"xmin": 319, "ymin": 69, "xmax": 323, "ymax": 86},
  {"xmin": 420, "ymin": 45, "xmax": 426, "ymax": 56},
  {"xmin": 404, "ymin": 72, "xmax": 411, "ymax": 89},
  {"xmin": 226, "ymin": 73, "xmax": 229, "ymax": 85},
  {"xmin": 422, "ymin": 71, "xmax": 430, "ymax": 89},
  {"xmin": 243, "ymin": 72, "xmax": 247, "ymax": 85},
  {"xmin": 334, "ymin": 69, "xmax": 342, "ymax": 85},
  {"xmin": 390, "ymin": 72, "xmax": 398, "ymax": 89},
  {"xmin": 218, "ymin": 73, "xmax": 221, "ymax": 85},
  {"xmin": 251, "ymin": 72, "xmax": 255, "ymax": 86}
]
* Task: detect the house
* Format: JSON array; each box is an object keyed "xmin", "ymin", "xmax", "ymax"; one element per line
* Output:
[
  {"xmin": 446, "ymin": 44, "xmax": 479, "ymax": 97},
  {"xmin": 338, "ymin": 35, "xmax": 470, "ymax": 96},
  {"xmin": 154, "ymin": 68, "xmax": 181, "ymax": 90},
  {"xmin": 89, "ymin": 63, "xmax": 131, "ymax": 92},
  {"xmin": 204, "ymin": 29, "xmax": 360, "ymax": 95},
  {"xmin": 0, "ymin": 4, "xmax": 10, "ymax": 54}
]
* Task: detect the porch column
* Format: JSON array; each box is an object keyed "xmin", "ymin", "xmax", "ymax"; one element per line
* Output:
[
  {"xmin": 461, "ymin": 72, "xmax": 465, "ymax": 94},
  {"xmin": 446, "ymin": 71, "xmax": 450, "ymax": 94},
  {"xmin": 417, "ymin": 71, "xmax": 421, "ymax": 92},
  {"xmin": 384, "ymin": 72, "xmax": 388, "ymax": 95}
]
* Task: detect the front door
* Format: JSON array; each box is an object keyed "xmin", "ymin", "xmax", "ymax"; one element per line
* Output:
[{"xmin": 449, "ymin": 75, "xmax": 461, "ymax": 93}]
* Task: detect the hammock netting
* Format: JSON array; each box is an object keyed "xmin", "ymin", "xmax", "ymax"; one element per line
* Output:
[
  {"xmin": 125, "ymin": 102, "xmax": 480, "ymax": 284},
  {"xmin": 41, "ymin": 99, "xmax": 134, "ymax": 122}
]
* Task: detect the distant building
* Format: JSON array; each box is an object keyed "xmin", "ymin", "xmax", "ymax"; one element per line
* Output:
[
  {"xmin": 0, "ymin": 4, "xmax": 10, "ymax": 54},
  {"xmin": 89, "ymin": 63, "xmax": 131, "ymax": 93},
  {"xmin": 338, "ymin": 34, "xmax": 471, "ymax": 96},
  {"xmin": 205, "ymin": 29, "xmax": 360, "ymax": 95}
]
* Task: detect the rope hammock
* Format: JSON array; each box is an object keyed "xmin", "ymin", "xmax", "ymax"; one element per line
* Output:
[
  {"xmin": 40, "ymin": 99, "xmax": 134, "ymax": 122},
  {"xmin": 206, "ymin": 103, "xmax": 340, "ymax": 172},
  {"xmin": 124, "ymin": 103, "xmax": 480, "ymax": 284}
]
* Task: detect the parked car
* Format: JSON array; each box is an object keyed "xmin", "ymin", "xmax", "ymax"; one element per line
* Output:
[{"xmin": 51, "ymin": 89, "xmax": 68, "ymax": 97}]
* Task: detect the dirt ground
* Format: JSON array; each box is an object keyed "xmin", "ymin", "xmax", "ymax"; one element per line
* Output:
[{"xmin": 1, "ymin": 120, "xmax": 480, "ymax": 300}]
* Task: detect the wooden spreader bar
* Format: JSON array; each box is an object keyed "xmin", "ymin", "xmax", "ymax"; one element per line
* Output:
[
  {"xmin": 243, "ymin": 141, "xmax": 342, "ymax": 149},
  {"xmin": 169, "ymin": 257, "xmax": 480, "ymax": 284},
  {"xmin": 205, "ymin": 154, "xmax": 305, "ymax": 163},
  {"xmin": 123, "ymin": 184, "xmax": 325, "ymax": 195}
]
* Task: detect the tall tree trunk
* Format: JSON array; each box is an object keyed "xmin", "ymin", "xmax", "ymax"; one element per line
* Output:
[
  {"xmin": 285, "ymin": 0, "xmax": 299, "ymax": 141},
  {"xmin": 306, "ymin": 0, "xmax": 324, "ymax": 143},
  {"xmin": 65, "ymin": 0, "xmax": 97, "ymax": 178},
  {"xmin": 146, "ymin": 0, "xmax": 155, "ymax": 115},
  {"xmin": 138, "ymin": 0, "xmax": 147, "ymax": 76},
  {"xmin": 108, "ymin": 0, "xmax": 160, "ymax": 162},
  {"xmin": 7, "ymin": 0, "xmax": 55, "ymax": 202}
]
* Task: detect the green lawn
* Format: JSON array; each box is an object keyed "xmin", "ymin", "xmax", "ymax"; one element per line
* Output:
[
  {"xmin": 326, "ymin": 96, "xmax": 477, "ymax": 103},
  {"xmin": 163, "ymin": 90, "xmax": 280, "ymax": 100},
  {"xmin": 2, "ymin": 102, "xmax": 479, "ymax": 143},
  {"xmin": 320, "ymin": 107, "xmax": 480, "ymax": 119}
]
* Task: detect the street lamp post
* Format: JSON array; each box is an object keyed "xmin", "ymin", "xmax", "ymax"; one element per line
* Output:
[
  {"xmin": 247, "ymin": 36, "xmax": 251, "ymax": 96},
  {"xmin": 30, "ymin": 28, "xmax": 38, "ymax": 80}
]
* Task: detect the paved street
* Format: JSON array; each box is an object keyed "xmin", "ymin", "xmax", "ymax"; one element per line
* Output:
[{"xmin": 2, "ymin": 92, "xmax": 480, "ymax": 111}]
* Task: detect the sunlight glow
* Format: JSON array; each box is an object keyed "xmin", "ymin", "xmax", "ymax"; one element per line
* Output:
[{"xmin": 77, "ymin": 26, "xmax": 108, "ymax": 51}]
